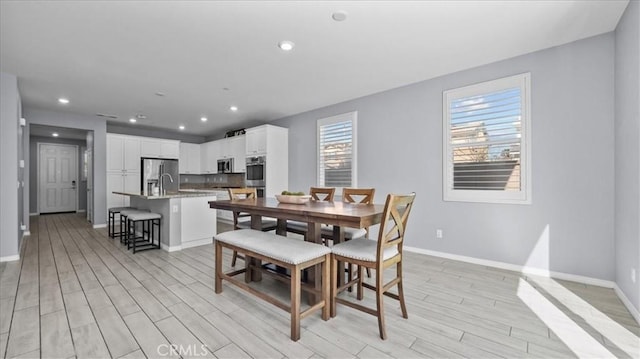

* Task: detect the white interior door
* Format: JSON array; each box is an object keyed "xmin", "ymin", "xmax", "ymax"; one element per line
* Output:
[{"xmin": 39, "ymin": 143, "xmax": 78, "ymax": 213}]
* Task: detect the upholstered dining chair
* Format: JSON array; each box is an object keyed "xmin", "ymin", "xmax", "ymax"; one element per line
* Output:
[
  {"xmin": 286, "ymin": 187, "xmax": 335, "ymax": 236},
  {"xmin": 322, "ymin": 188, "xmax": 376, "ymax": 279},
  {"xmin": 330, "ymin": 192, "xmax": 416, "ymax": 340},
  {"xmin": 228, "ymin": 187, "xmax": 278, "ymax": 266}
]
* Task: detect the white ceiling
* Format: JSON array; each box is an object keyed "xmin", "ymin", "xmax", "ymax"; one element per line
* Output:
[{"xmin": 1, "ymin": 1, "xmax": 628, "ymax": 137}]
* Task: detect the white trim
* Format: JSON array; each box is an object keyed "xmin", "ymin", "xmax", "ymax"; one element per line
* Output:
[
  {"xmin": 181, "ymin": 238, "xmax": 213, "ymax": 249},
  {"xmin": 443, "ymin": 73, "xmax": 532, "ymax": 205},
  {"xmin": 29, "ymin": 212, "xmax": 39, "ymax": 216},
  {"xmin": 23, "ymin": 231, "xmax": 31, "ymax": 236},
  {"xmin": 92, "ymin": 224, "xmax": 107, "ymax": 229},
  {"xmin": 0, "ymin": 255, "xmax": 20, "ymax": 262},
  {"xmin": 614, "ymin": 284, "xmax": 640, "ymax": 325},
  {"xmin": 404, "ymin": 246, "xmax": 615, "ymax": 288},
  {"xmin": 161, "ymin": 243, "xmax": 183, "ymax": 252}
]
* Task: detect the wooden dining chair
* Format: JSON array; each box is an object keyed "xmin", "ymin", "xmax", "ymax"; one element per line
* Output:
[
  {"xmin": 330, "ymin": 192, "xmax": 416, "ymax": 340},
  {"xmin": 228, "ymin": 187, "xmax": 278, "ymax": 266},
  {"xmin": 322, "ymin": 188, "xmax": 376, "ymax": 279},
  {"xmin": 286, "ymin": 187, "xmax": 335, "ymax": 236}
]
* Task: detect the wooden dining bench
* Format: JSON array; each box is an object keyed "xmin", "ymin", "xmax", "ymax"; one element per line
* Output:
[{"xmin": 214, "ymin": 229, "xmax": 331, "ymax": 341}]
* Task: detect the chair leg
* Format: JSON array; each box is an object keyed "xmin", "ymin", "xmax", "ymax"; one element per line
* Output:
[
  {"xmin": 215, "ymin": 241, "xmax": 223, "ymax": 294},
  {"xmin": 322, "ymin": 254, "xmax": 330, "ymax": 321},
  {"xmin": 376, "ymin": 267, "xmax": 387, "ymax": 340},
  {"xmin": 357, "ymin": 265, "xmax": 364, "ymax": 301},
  {"xmin": 231, "ymin": 250, "xmax": 238, "ymax": 267},
  {"xmin": 397, "ymin": 261, "xmax": 408, "ymax": 319},
  {"xmin": 366, "ymin": 267, "xmax": 371, "ymax": 278},
  {"xmin": 330, "ymin": 256, "xmax": 338, "ymax": 318}
]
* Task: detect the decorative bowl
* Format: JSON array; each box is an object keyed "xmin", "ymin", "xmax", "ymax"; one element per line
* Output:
[{"xmin": 275, "ymin": 194, "xmax": 311, "ymax": 204}]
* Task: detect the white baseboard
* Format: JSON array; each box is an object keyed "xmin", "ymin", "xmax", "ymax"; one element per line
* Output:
[
  {"xmin": 93, "ymin": 224, "xmax": 107, "ymax": 229},
  {"xmin": 0, "ymin": 255, "xmax": 20, "ymax": 262},
  {"xmin": 22, "ymin": 231, "xmax": 31, "ymax": 237},
  {"xmin": 404, "ymin": 246, "xmax": 616, "ymax": 288},
  {"xmin": 614, "ymin": 284, "xmax": 640, "ymax": 325},
  {"xmin": 29, "ymin": 212, "xmax": 39, "ymax": 216},
  {"xmin": 181, "ymin": 238, "xmax": 213, "ymax": 249},
  {"xmin": 161, "ymin": 243, "xmax": 182, "ymax": 252}
]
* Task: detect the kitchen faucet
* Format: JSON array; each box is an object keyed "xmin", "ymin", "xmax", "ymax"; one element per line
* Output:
[{"xmin": 159, "ymin": 173, "xmax": 174, "ymax": 196}]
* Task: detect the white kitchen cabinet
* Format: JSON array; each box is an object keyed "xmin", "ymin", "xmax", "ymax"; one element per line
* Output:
[
  {"xmin": 218, "ymin": 136, "xmax": 246, "ymax": 172},
  {"xmin": 107, "ymin": 134, "xmax": 141, "ymax": 213},
  {"xmin": 246, "ymin": 126, "xmax": 267, "ymax": 155},
  {"xmin": 107, "ymin": 171, "xmax": 140, "ymax": 209},
  {"xmin": 181, "ymin": 196, "xmax": 217, "ymax": 248},
  {"xmin": 244, "ymin": 125, "xmax": 289, "ymax": 198},
  {"xmin": 107, "ymin": 135, "xmax": 140, "ymax": 172},
  {"xmin": 200, "ymin": 140, "xmax": 219, "ymax": 174},
  {"xmin": 179, "ymin": 142, "xmax": 201, "ymax": 174},
  {"xmin": 141, "ymin": 138, "xmax": 180, "ymax": 159}
]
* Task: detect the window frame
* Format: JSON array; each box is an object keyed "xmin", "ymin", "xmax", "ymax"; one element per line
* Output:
[
  {"xmin": 317, "ymin": 111, "xmax": 357, "ymax": 191},
  {"xmin": 443, "ymin": 73, "xmax": 532, "ymax": 204}
]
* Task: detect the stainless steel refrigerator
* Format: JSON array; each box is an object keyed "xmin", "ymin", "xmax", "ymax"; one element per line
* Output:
[{"xmin": 141, "ymin": 158, "xmax": 179, "ymax": 195}]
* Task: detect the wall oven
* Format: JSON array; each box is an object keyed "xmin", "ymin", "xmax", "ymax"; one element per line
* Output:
[{"xmin": 246, "ymin": 155, "xmax": 266, "ymax": 187}]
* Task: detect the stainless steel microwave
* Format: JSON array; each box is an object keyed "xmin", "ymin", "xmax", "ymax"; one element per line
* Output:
[{"xmin": 217, "ymin": 158, "xmax": 234, "ymax": 173}]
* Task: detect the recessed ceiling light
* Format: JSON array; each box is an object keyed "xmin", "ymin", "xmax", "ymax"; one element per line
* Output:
[
  {"xmin": 201, "ymin": 117, "xmax": 208, "ymax": 122},
  {"xmin": 179, "ymin": 125, "xmax": 185, "ymax": 130},
  {"xmin": 332, "ymin": 11, "xmax": 348, "ymax": 21},
  {"xmin": 129, "ymin": 118, "xmax": 137, "ymax": 123},
  {"xmin": 52, "ymin": 132, "xmax": 59, "ymax": 137},
  {"xmin": 230, "ymin": 106, "xmax": 238, "ymax": 112},
  {"xmin": 58, "ymin": 98, "xmax": 69, "ymax": 104},
  {"xmin": 278, "ymin": 40, "xmax": 295, "ymax": 51}
]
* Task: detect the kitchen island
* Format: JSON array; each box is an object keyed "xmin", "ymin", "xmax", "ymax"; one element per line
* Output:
[{"xmin": 113, "ymin": 191, "xmax": 217, "ymax": 251}]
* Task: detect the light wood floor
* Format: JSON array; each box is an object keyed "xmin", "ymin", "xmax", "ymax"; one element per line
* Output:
[{"xmin": 1, "ymin": 213, "xmax": 638, "ymax": 358}]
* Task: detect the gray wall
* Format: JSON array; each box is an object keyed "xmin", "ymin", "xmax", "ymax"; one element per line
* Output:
[
  {"xmin": 273, "ymin": 33, "xmax": 616, "ymax": 281},
  {"xmin": 24, "ymin": 108, "xmax": 108, "ymax": 226},
  {"xmin": 0, "ymin": 72, "xmax": 22, "ymax": 259},
  {"xmin": 615, "ymin": 1, "xmax": 640, "ymax": 314},
  {"xmin": 29, "ymin": 136, "xmax": 87, "ymax": 213}
]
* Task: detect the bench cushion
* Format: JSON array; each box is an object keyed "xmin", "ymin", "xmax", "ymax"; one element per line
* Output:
[
  {"xmin": 119, "ymin": 209, "xmax": 147, "ymax": 217},
  {"xmin": 127, "ymin": 212, "xmax": 161, "ymax": 221},
  {"xmin": 331, "ymin": 238, "xmax": 398, "ymax": 262},
  {"xmin": 215, "ymin": 229, "xmax": 330, "ymax": 265},
  {"xmin": 109, "ymin": 206, "xmax": 135, "ymax": 213}
]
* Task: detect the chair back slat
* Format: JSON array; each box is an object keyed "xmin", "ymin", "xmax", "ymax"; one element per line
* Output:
[
  {"xmin": 310, "ymin": 187, "xmax": 335, "ymax": 201},
  {"xmin": 342, "ymin": 188, "xmax": 375, "ymax": 204},
  {"xmin": 228, "ymin": 188, "xmax": 257, "ymax": 229},
  {"xmin": 376, "ymin": 193, "xmax": 416, "ymax": 259}
]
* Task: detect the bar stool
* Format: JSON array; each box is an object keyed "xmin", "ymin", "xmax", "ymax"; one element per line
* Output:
[
  {"xmin": 119, "ymin": 209, "xmax": 148, "ymax": 245},
  {"xmin": 108, "ymin": 206, "xmax": 136, "ymax": 238},
  {"xmin": 126, "ymin": 212, "xmax": 162, "ymax": 253}
]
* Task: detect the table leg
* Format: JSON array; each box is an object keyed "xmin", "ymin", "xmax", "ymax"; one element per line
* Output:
[
  {"xmin": 247, "ymin": 214, "xmax": 263, "ymax": 282},
  {"xmin": 305, "ymin": 222, "xmax": 322, "ymax": 304}
]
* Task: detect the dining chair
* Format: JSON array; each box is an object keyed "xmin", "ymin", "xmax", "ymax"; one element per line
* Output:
[
  {"xmin": 322, "ymin": 188, "xmax": 376, "ymax": 279},
  {"xmin": 330, "ymin": 192, "xmax": 416, "ymax": 340},
  {"xmin": 228, "ymin": 187, "xmax": 278, "ymax": 266},
  {"xmin": 286, "ymin": 187, "xmax": 335, "ymax": 236}
]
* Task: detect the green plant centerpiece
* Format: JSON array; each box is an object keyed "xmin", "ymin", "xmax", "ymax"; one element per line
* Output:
[{"xmin": 281, "ymin": 190, "xmax": 306, "ymax": 196}]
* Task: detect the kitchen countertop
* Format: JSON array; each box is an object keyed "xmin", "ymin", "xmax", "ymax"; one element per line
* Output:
[{"xmin": 112, "ymin": 191, "xmax": 218, "ymax": 199}]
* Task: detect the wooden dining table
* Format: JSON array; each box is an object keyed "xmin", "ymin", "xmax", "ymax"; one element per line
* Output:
[{"xmin": 208, "ymin": 197, "xmax": 385, "ymax": 289}]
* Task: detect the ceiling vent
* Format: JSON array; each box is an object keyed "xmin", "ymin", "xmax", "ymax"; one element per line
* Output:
[{"xmin": 96, "ymin": 113, "xmax": 118, "ymax": 119}]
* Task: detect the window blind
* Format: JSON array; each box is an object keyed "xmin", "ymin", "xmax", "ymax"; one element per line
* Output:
[
  {"xmin": 449, "ymin": 87, "xmax": 523, "ymax": 191},
  {"xmin": 318, "ymin": 119, "xmax": 353, "ymax": 187}
]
